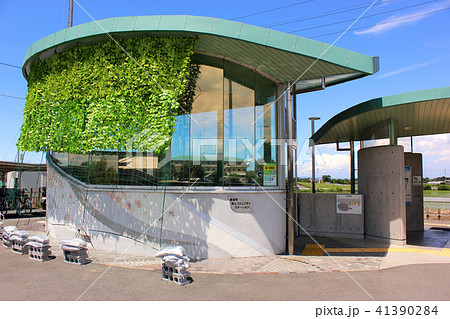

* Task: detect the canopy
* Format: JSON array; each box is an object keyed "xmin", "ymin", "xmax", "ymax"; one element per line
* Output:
[
  {"xmin": 312, "ymin": 87, "xmax": 450, "ymax": 145},
  {"xmin": 23, "ymin": 15, "xmax": 378, "ymax": 90}
]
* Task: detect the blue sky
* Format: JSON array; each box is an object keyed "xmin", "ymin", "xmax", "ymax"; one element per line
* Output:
[{"xmin": 0, "ymin": 0, "xmax": 449, "ymax": 179}]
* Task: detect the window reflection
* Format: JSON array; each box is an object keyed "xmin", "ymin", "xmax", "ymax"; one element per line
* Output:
[{"xmin": 52, "ymin": 55, "xmax": 278, "ymax": 187}]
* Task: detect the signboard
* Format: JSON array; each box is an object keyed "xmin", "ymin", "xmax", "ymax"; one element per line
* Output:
[
  {"xmin": 405, "ymin": 166, "xmax": 412, "ymax": 204},
  {"xmin": 228, "ymin": 196, "xmax": 253, "ymax": 213},
  {"xmin": 263, "ymin": 164, "xmax": 277, "ymax": 186},
  {"xmin": 413, "ymin": 176, "xmax": 422, "ymax": 186},
  {"xmin": 336, "ymin": 195, "xmax": 362, "ymax": 214}
]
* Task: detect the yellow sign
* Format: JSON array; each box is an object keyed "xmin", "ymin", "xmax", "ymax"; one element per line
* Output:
[{"xmin": 263, "ymin": 164, "xmax": 277, "ymax": 186}]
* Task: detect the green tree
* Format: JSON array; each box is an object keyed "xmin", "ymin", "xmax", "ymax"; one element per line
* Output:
[
  {"xmin": 322, "ymin": 174, "xmax": 331, "ymax": 183},
  {"xmin": 191, "ymin": 165, "xmax": 205, "ymax": 181}
]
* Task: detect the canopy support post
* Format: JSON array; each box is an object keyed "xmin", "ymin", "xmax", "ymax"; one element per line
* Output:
[
  {"xmin": 286, "ymin": 82, "xmax": 295, "ymax": 255},
  {"xmin": 350, "ymin": 140, "xmax": 356, "ymax": 194},
  {"xmin": 389, "ymin": 117, "xmax": 397, "ymax": 146}
]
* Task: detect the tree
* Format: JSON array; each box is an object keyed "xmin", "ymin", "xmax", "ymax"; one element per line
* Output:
[
  {"xmin": 191, "ymin": 165, "xmax": 205, "ymax": 180},
  {"xmin": 322, "ymin": 174, "xmax": 331, "ymax": 183}
]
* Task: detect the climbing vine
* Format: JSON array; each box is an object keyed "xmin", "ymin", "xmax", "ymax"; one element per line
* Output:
[{"xmin": 18, "ymin": 36, "xmax": 199, "ymax": 154}]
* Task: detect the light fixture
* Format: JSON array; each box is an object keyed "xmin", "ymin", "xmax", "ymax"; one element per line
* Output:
[{"xmin": 404, "ymin": 126, "xmax": 412, "ymax": 131}]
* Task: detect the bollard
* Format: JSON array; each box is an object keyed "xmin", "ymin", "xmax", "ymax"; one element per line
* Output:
[
  {"xmin": 426, "ymin": 209, "xmax": 429, "ymax": 220},
  {"xmin": 438, "ymin": 208, "xmax": 441, "ymax": 220}
]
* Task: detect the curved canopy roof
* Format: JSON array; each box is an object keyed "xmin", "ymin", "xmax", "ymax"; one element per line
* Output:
[
  {"xmin": 22, "ymin": 15, "xmax": 378, "ymax": 89},
  {"xmin": 0, "ymin": 161, "xmax": 47, "ymax": 174},
  {"xmin": 312, "ymin": 87, "xmax": 450, "ymax": 145}
]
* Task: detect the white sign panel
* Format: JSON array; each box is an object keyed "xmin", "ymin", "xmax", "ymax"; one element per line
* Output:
[
  {"xmin": 413, "ymin": 175, "xmax": 422, "ymax": 186},
  {"xmin": 228, "ymin": 196, "xmax": 253, "ymax": 213},
  {"xmin": 336, "ymin": 195, "xmax": 362, "ymax": 214}
]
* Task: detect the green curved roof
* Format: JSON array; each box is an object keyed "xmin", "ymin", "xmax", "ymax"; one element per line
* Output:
[
  {"xmin": 312, "ymin": 87, "xmax": 450, "ymax": 145},
  {"xmin": 22, "ymin": 15, "xmax": 378, "ymax": 88}
]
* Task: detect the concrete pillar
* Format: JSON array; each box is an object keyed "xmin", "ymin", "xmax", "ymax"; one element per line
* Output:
[
  {"xmin": 358, "ymin": 145, "xmax": 406, "ymax": 245},
  {"xmin": 404, "ymin": 152, "xmax": 424, "ymax": 232}
]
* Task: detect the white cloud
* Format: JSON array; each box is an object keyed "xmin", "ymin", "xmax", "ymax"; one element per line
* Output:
[
  {"xmin": 296, "ymin": 134, "xmax": 450, "ymax": 178},
  {"xmin": 434, "ymin": 148, "xmax": 450, "ymax": 163},
  {"xmin": 378, "ymin": 58, "xmax": 443, "ymax": 79},
  {"xmin": 319, "ymin": 153, "xmax": 351, "ymax": 170},
  {"xmin": 355, "ymin": 0, "xmax": 450, "ymax": 35},
  {"xmin": 297, "ymin": 150, "xmax": 351, "ymax": 178},
  {"xmin": 407, "ymin": 134, "xmax": 450, "ymax": 177},
  {"xmin": 413, "ymin": 134, "xmax": 450, "ymax": 157}
]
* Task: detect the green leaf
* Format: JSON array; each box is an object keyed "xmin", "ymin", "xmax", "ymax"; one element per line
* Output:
[{"xmin": 18, "ymin": 36, "xmax": 199, "ymax": 154}]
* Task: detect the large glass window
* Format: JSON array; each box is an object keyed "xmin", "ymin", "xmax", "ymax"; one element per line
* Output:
[{"xmin": 52, "ymin": 54, "xmax": 278, "ymax": 187}]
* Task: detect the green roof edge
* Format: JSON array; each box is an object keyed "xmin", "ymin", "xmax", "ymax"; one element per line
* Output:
[
  {"xmin": 312, "ymin": 86, "xmax": 450, "ymax": 144},
  {"xmin": 22, "ymin": 15, "xmax": 378, "ymax": 79}
]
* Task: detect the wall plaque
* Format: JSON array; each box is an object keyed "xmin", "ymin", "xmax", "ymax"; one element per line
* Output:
[{"xmin": 228, "ymin": 196, "xmax": 253, "ymax": 213}]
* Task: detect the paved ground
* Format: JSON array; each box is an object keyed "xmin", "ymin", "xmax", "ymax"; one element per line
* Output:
[
  {"xmin": 1, "ymin": 246, "xmax": 450, "ymax": 301},
  {"xmin": 1, "ymin": 216, "xmax": 450, "ymax": 301}
]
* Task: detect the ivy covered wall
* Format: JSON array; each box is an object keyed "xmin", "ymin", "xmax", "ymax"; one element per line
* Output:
[{"xmin": 18, "ymin": 36, "xmax": 198, "ymax": 154}]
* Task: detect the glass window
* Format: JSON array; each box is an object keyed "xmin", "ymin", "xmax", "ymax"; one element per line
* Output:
[
  {"xmin": 67, "ymin": 153, "xmax": 90, "ymax": 183},
  {"xmin": 167, "ymin": 114, "xmax": 191, "ymax": 186},
  {"xmin": 118, "ymin": 151, "xmax": 159, "ymax": 186},
  {"xmin": 255, "ymin": 75, "xmax": 277, "ymax": 186},
  {"xmin": 189, "ymin": 64, "xmax": 224, "ymax": 186},
  {"xmin": 224, "ymin": 61, "xmax": 256, "ymax": 186},
  {"xmin": 52, "ymin": 55, "xmax": 278, "ymax": 188}
]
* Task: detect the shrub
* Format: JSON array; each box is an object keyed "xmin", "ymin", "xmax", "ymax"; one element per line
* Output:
[{"xmin": 423, "ymin": 184, "xmax": 432, "ymax": 190}]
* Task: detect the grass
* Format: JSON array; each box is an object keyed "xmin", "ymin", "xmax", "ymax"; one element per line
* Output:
[
  {"xmin": 298, "ymin": 182, "xmax": 353, "ymax": 193},
  {"xmin": 423, "ymin": 190, "xmax": 450, "ymax": 198},
  {"xmin": 298, "ymin": 183, "xmax": 450, "ymax": 197}
]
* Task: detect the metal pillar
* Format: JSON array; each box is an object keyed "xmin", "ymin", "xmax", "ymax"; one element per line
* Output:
[
  {"xmin": 309, "ymin": 117, "xmax": 320, "ymax": 193},
  {"xmin": 293, "ymin": 95, "xmax": 299, "ymax": 236},
  {"xmin": 286, "ymin": 83, "xmax": 295, "ymax": 255},
  {"xmin": 350, "ymin": 140, "xmax": 355, "ymax": 194},
  {"xmin": 336, "ymin": 142, "xmax": 355, "ymax": 193},
  {"xmin": 68, "ymin": 0, "xmax": 74, "ymax": 28},
  {"xmin": 389, "ymin": 117, "xmax": 397, "ymax": 146}
]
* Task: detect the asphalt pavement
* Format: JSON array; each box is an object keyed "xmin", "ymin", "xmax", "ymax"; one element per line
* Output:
[
  {"xmin": 1, "ymin": 216, "xmax": 450, "ymax": 301},
  {"xmin": 1, "ymin": 246, "xmax": 449, "ymax": 301}
]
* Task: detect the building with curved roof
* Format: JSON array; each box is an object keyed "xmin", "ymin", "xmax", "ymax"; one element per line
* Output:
[{"xmin": 21, "ymin": 15, "xmax": 379, "ymax": 258}]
